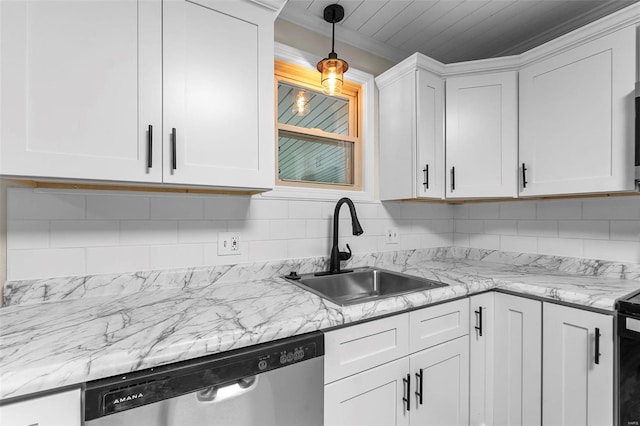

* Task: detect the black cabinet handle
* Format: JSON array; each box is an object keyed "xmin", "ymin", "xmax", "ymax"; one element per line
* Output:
[
  {"xmin": 475, "ymin": 306, "xmax": 483, "ymax": 337},
  {"xmin": 171, "ymin": 128, "xmax": 177, "ymax": 170},
  {"xmin": 402, "ymin": 374, "xmax": 410, "ymax": 412},
  {"xmin": 451, "ymin": 167, "xmax": 455, "ymax": 191},
  {"xmin": 415, "ymin": 370, "xmax": 423, "ymax": 406},
  {"xmin": 595, "ymin": 327, "xmax": 601, "ymax": 365},
  {"xmin": 422, "ymin": 164, "xmax": 429, "ymax": 190},
  {"xmin": 147, "ymin": 125, "xmax": 153, "ymax": 169},
  {"xmin": 522, "ymin": 163, "xmax": 528, "ymax": 188}
]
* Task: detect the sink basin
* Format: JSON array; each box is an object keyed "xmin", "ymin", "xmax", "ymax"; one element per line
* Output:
[{"xmin": 284, "ymin": 267, "xmax": 448, "ymax": 306}]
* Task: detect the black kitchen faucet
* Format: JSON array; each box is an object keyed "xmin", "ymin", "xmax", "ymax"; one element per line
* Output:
[{"xmin": 323, "ymin": 197, "xmax": 364, "ymax": 275}]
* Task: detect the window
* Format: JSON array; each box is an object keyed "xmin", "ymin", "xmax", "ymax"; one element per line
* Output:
[{"xmin": 275, "ymin": 60, "xmax": 362, "ymax": 191}]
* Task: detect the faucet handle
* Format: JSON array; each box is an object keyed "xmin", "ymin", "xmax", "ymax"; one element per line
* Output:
[{"xmin": 338, "ymin": 244, "xmax": 352, "ymax": 261}]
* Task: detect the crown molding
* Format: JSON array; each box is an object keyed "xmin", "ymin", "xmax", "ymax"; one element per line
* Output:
[{"xmin": 249, "ymin": 0, "xmax": 287, "ymax": 15}]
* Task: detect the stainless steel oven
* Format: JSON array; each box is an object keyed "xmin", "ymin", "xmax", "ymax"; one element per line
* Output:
[
  {"xmin": 617, "ymin": 290, "xmax": 640, "ymax": 426},
  {"xmin": 84, "ymin": 331, "xmax": 324, "ymax": 426}
]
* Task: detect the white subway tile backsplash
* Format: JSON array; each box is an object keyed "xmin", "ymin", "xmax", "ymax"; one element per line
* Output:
[
  {"xmin": 248, "ymin": 240, "xmax": 288, "ymax": 261},
  {"xmin": 454, "ymin": 219, "xmax": 483, "ymax": 234},
  {"xmin": 483, "ymin": 220, "xmax": 517, "ymax": 236},
  {"xmin": 178, "ymin": 220, "xmax": 226, "ymax": 243},
  {"xmin": 536, "ymin": 200, "xmax": 582, "ymax": 220},
  {"xmin": 305, "ymin": 219, "xmax": 331, "ymax": 239},
  {"xmin": 468, "ymin": 203, "xmax": 500, "ymax": 219},
  {"xmin": 287, "ymin": 238, "xmax": 326, "ymax": 259},
  {"xmin": 7, "ymin": 248, "xmax": 85, "ymax": 280},
  {"xmin": 151, "ymin": 196, "xmax": 203, "ymax": 220},
  {"xmin": 611, "ymin": 221, "xmax": 640, "ymax": 241},
  {"xmin": 288, "ymin": 201, "xmax": 323, "ymax": 219},
  {"xmin": 203, "ymin": 197, "xmax": 250, "ymax": 220},
  {"xmin": 120, "ymin": 221, "xmax": 178, "ymax": 246},
  {"xmin": 537, "ymin": 238, "xmax": 584, "ymax": 258},
  {"xmin": 500, "ymin": 235, "xmax": 537, "ymax": 253},
  {"xmin": 8, "ymin": 189, "xmax": 85, "ymax": 220},
  {"xmin": 559, "ymin": 220, "xmax": 609, "ymax": 240},
  {"xmin": 517, "ymin": 220, "xmax": 558, "ymax": 238},
  {"xmin": 50, "ymin": 220, "xmax": 119, "ymax": 248},
  {"xmin": 583, "ymin": 197, "xmax": 640, "ymax": 220},
  {"xmin": 87, "ymin": 246, "xmax": 150, "ymax": 274},
  {"xmin": 7, "ymin": 220, "xmax": 49, "ymax": 249},
  {"xmin": 469, "ymin": 234, "xmax": 500, "ymax": 250},
  {"xmin": 453, "ymin": 233, "xmax": 470, "ymax": 247},
  {"xmin": 584, "ymin": 239, "xmax": 640, "ymax": 263},
  {"xmin": 228, "ymin": 220, "xmax": 270, "ymax": 241},
  {"xmin": 150, "ymin": 244, "xmax": 204, "ymax": 269},
  {"xmin": 499, "ymin": 202, "xmax": 536, "ymax": 220},
  {"xmin": 269, "ymin": 220, "xmax": 306, "ymax": 240},
  {"xmin": 86, "ymin": 194, "xmax": 149, "ymax": 220},
  {"xmin": 8, "ymin": 188, "xmax": 640, "ymax": 281},
  {"xmin": 248, "ymin": 199, "xmax": 289, "ymax": 220}
]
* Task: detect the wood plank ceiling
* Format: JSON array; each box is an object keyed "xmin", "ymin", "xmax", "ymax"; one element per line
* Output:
[{"xmin": 278, "ymin": 0, "xmax": 639, "ymax": 64}]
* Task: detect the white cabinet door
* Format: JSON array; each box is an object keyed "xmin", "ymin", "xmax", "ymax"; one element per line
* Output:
[
  {"xmin": 543, "ymin": 303, "xmax": 614, "ymax": 426},
  {"xmin": 410, "ymin": 336, "xmax": 469, "ymax": 426},
  {"xmin": 163, "ymin": 0, "xmax": 274, "ymax": 189},
  {"xmin": 378, "ymin": 61, "xmax": 444, "ymax": 200},
  {"xmin": 324, "ymin": 357, "xmax": 410, "ymax": 426},
  {"xmin": 519, "ymin": 26, "xmax": 636, "ymax": 196},
  {"xmin": 445, "ymin": 72, "xmax": 517, "ymax": 199},
  {"xmin": 493, "ymin": 293, "xmax": 541, "ymax": 426},
  {"xmin": 0, "ymin": 0, "xmax": 162, "ymax": 182},
  {"xmin": 469, "ymin": 293, "xmax": 495, "ymax": 426},
  {"xmin": 0, "ymin": 388, "xmax": 81, "ymax": 426}
]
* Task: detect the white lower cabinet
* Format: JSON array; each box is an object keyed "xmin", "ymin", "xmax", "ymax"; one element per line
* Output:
[
  {"xmin": 0, "ymin": 388, "xmax": 81, "ymax": 426},
  {"xmin": 324, "ymin": 299, "xmax": 469, "ymax": 426},
  {"xmin": 493, "ymin": 293, "xmax": 541, "ymax": 426},
  {"xmin": 543, "ymin": 303, "xmax": 614, "ymax": 426},
  {"xmin": 325, "ymin": 357, "xmax": 410, "ymax": 426}
]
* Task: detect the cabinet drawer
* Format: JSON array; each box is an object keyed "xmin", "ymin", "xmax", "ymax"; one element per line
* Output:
[
  {"xmin": 325, "ymin": 313, "xmax": 409, "ymax": 384},
  {"xmin": 409, "ymin": 298, "xmax": 469, "ymax": 353},
  {"xmin": 0, "ymin": 388, "xmax": 81, "ymax": 426}
]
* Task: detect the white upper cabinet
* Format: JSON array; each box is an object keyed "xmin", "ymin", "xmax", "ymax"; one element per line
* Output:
[
  {"xmin": 445, "ymin": 72, "xmax": 518, "ymax": 199},
  {"xmin": 0, "ymin": 0, "xmax": 162, "ymax": 182},
  {"xmin": 519, "ymin": 25, "xmax": 637, "ymax": 197},
  {"xmin": 0, "ymin": 0, "xmax": 279, "ymax": 191},
  {"xmin": 377, "ymin": 56, "xmax": 445, "ymax": 200},
  {"xmin": 162, "ymin": 0, "xmax": 274, "ymax": 189}
]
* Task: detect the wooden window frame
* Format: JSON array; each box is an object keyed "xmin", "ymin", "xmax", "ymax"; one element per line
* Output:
[{"xmin": 275, "ymin": 59, "xmax": 363, "ymax": 191}]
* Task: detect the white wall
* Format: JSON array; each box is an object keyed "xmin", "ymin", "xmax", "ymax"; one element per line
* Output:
[
  {"xmin": 5, "ymin": 188, "xmax": 453, "ymax": 280},
  {"xmin": 452, "ymin": 197, "xmax": 640, "ymax": 263}
]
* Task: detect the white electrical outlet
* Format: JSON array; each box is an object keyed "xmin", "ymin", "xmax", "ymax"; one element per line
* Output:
[
  {"xmin": 218, "ymin": 232, "xmax": 241, "ymax": 255},
  {"xmin": 385, "ymin": 227, "xmax": 399, "ymax": 244}
]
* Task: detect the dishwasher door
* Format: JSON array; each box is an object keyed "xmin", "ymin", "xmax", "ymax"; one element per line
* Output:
[
  {"xmin": 87, "ymin": 356, "xmax": 323, "ymax": 426},
  {"xmin": 85, "ymin": 332, "xmax": 324, "ymax": 426}
]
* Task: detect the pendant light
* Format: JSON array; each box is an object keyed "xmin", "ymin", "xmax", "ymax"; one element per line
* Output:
[
  {"xmin": 292, "ymin": 89, "xmax": 310, "ymax": 116},
  {"xmin": 316, "ymin": 4, "xmax": 349, "ymax": 96}
]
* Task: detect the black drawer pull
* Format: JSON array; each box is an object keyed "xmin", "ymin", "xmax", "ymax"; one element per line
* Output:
[
  {"xmin": 171, "ymin": 128, "xmax": 177, "ymax": 171},
  {"xmin": 475, "ymin": 306, "xmax": 483, "ymax": 337},
  {"xmin": 522, "ymin": 163, "xmax": 528, "ymax": 188},
  {"xmin": 415, "ymin": 370, "xmax": 423, "ymax": 405},
  {"xmin": 595, "ymin": 327, "xmax": 601, "ymax": 365},
  {"xmin": 422, "ymin": 164, "xmax": 429, "ymax": 190},
  {"xmin": 451, "ymin": 166, "xmax": 455, "ymax": 191},
  {"xmin": 147, "ymin": 125, "xmax": 153, "ymax": 169},
  {"xmin": 402, "ymin": 374, "xmax": 410, "ymax": 412}
]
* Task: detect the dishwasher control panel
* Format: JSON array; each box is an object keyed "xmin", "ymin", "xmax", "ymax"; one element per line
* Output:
[{"xmin": 84, "ymin": 331, "xmax": 324, "ymax": 421}]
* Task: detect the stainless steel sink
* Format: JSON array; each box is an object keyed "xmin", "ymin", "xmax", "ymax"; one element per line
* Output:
[{"xmin": 284, "ymin": 267, "xmax": 448, "ymax": 306}]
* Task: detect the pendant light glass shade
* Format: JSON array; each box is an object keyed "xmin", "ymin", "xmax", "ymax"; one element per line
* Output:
[
  {"xmin": 292, "ymin": 90, "xmax": 310, "ymax": 116},
  {"xmin": 317, "ymin": 54, "xmax": 348, "ymax": 96},
  {"xmin": 318, "ymin": 4, "xmax": 348, "ymax": 96}
]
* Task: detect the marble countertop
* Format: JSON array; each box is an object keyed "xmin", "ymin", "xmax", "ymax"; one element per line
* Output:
[{"xmin": 2, "ymin": 247, "xmax": 640, "ymax": 401}]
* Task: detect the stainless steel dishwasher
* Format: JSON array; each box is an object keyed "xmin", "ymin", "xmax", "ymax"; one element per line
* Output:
[{"xmin": 84, "ymin": 331, "xmax": 324, "ymax": 426}]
